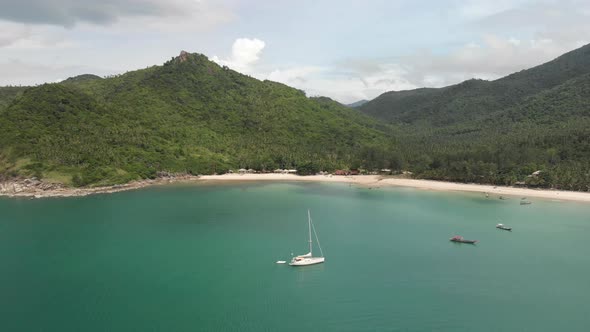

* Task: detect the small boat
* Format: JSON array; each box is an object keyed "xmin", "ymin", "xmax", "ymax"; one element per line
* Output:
[
  {"xmin": 450, "ymin": 235, "xmax": 478, "ymax": 244},
  {"xmin": 289, "ymin": 210, "xmax": 325, "ymax": 266},
  {"xmin": 520, "ymin": 199, "xmax": 532, "ymax": 205},
  {"xmin": 496, "ymin": 223, "xmax": 512, "ymax": 231},
  {"xmin": 276, "ymin": 260, "xmax": 287, "ymax": 264}
]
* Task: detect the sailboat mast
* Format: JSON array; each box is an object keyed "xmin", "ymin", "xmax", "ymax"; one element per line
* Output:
[{"xmin": 308, "ymin": 209, "xmax": 313, "ymax": 255}]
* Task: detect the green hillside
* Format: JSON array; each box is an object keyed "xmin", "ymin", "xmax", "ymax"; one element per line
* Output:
[
  {"xmin": 360, "ymin": 43, "xmax": 590, "ymax": 125},
  {"xmin": 360, "ymin": 44, "xmax": 590, "ymax": 191},
  {"xmin": 0, "ymin": 86, "xmax": 28, "ymax": 111},
  {"xmin": 347, "ymin": 99, "xmax": 369, "ymax": 108},
  {"xmin": 2, "ymin": 45, "xmax": 590, "ymax": 191},
  {"xmin": 0, "ymin": 52, "xmax": 393, "ymax": 186},
  {"xmin": 61, "ymin": 74, "xmax": 103, "ymax": 84}
]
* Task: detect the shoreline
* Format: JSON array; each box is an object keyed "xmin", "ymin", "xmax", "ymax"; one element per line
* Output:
[
  {"xmin": 0, "ymin": 175, "xmax": 201, "ymax": 199},
  {"xmin": 200, "ymin": 174, "xmax": 590, "ymax": 203},
  {"xmin": 2, "ymin": 174, "xmax": 590, "ymax": 203}
]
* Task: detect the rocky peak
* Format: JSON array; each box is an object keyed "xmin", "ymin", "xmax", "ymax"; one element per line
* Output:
[{"xmin": 178, "ymin": 50, "xmax": 190, "ymax": 62}]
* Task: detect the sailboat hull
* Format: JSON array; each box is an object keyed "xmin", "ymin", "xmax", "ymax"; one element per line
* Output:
[
  {"xmin": 287, "ymin": 210, "xmax": 325, "ymax": 267},
  {"xmin": 289, "ymin": 257, "xmax": 325, "ymax": 266}
]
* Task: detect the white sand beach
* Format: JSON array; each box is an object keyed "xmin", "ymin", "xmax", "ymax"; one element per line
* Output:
[
  {"xmin": 2, "ymin": 173, "xmax": 590, "ymax": 202},
  {"xmin": 200, "ymin": 174, "xmax": 590, "ymax": 203}
]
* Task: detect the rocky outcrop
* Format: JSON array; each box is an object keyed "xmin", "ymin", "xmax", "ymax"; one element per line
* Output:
[
  {"xmin": 0, "ymin": 174, "xmax": 201, "ymax": 199},
  {"xmin": 178, "ymin": 50, "xmax": 190, "ymax": 63},
  {"xmin": 0, "ymin": 178, "xmax": 64, "ymax": 195}
]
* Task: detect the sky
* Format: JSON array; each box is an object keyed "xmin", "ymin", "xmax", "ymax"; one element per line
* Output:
[{"xmin": 1, "ymin": 0, "xmax": 589, "ymax": 104}]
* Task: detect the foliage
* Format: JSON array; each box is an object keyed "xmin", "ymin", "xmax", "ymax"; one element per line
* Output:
[
  {"xmin": 296, "ymin": 162, "xmax": 320, "ymax": 175},
  {"xmin": 0, "ymin": 53, "xmax": 394, "ymax": 186},
  {"xmin": 0, "ymin": 86, "xmax": 27, "ymax": 111},
  {"xmin": 359, "ymin": 43, "xmax": 590, "ymax": 126},
  {"xmin": 2, "ymin": 44, "xmax": 590, "ymax": 191},
  {"xmin": 360, "ymin": 44, "xmax": 590, "ymax": 191}
]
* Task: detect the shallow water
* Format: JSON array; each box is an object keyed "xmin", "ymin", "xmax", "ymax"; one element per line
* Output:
[{"xmin": 1, "ymin": 182, "xmax": 589, "ymax": 331}]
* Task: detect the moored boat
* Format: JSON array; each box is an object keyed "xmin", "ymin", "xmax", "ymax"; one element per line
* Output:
[
  {"xmin": 450, "ymin": 235, "xmax": 478, "ymax": 244},
  {"xmin": 289, "ymin": 210, "xmax": 325, "ymax": 266},
  {"xmin": 496, "ymin": 223, "xmax": 512, "ymax": 231}
]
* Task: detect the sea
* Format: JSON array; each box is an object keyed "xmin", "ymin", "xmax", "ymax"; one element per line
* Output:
[{"xmin": 1, "ymin": 182, "xmax": 589, "ymax": 331}]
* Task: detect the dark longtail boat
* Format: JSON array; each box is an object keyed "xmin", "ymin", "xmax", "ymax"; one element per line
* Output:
[
  {"xmin": 496, "ymin": 223, "xmax": 512, "ymax": 231},
  {"xmin": 450, "ymin": 235, "xmax": 478, "ymax": 244}
]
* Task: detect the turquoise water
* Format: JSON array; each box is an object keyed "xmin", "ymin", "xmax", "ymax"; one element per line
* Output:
[{"xmin": 1, "ymin": 182, "xmax": 590, "ymax": 331}]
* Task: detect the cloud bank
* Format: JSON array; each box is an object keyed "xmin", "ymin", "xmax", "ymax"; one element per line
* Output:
[
  {"xmin": 0, "ymin": 0, "xmax": 210, "ymax": 27},
  {"xmin": 212, "ymin": 38, "xmax": 266, "ymax": 73},
  {"xmin": 1, "ymin": 0, "xmax": 590, "ymax": 104}
]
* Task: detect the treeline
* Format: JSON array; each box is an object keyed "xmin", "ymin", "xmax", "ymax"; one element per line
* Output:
[
  {"xmin": 0, "ymin": 53, "xmax": 394, "ymax": 187},
  {"xmin": 388, "ymin": 82, "xmax": 590, "ymax": 191},
  {"xmin": 2, "ymin": 46, "xmax": 590, "ymax": 191},
  {"xmin": 357, "ymin": 43, "xmax": 590, "ymax": 191},
  {"xmin": 397, "ymin": 125, "xmax": 590, "ymax": 191}
]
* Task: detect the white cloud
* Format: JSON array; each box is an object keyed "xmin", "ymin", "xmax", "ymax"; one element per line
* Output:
[
  {"xmin": 0, "ymin": 59, "xmax": 114, "ymax": 86},
  {"xmin": 475, "ymin": 0, "xmax": 590, "ymax": 43},
  {"xmin": 212, "ymin": 38, "xmax": 266, "ymax": 73},
  {"xmin": 259, "ymin": 32, "xmax": 588, "ymax": 104},
  {"xmin": 209, "ymin": 38, "xmax": 419, "ymax": 103},
  {"xmin": 267, "ymin": 66, "xmax": 322, "ymax": 85},
  {"xmin": 262, "ymin": 63, "xmax": 417, "ymax": 104},
  {"xmin": 209, "ymin": 32, "xmax": 588, "ymax": 105},
  {"xmin": 101, "ymin": 0, "xmax": 234, "ymax": 33},
  {"xmin": 0, "ymin": 20, "xmax": 75, "ymax": 49},
  {"xmin": 0, "ymin": 21, "xmax": 31, "ymax": 47},
  {"xmin": 2, "ymin": 0, "xmax": 589, "ymax": 106},
  {"xmin": 405, "ymin": 35, "xmax": 584, "ymax": 88},
  {"xmin": 0, "ymin": 0, "xmax": 229, "ymax": 27},
  {"xmin": 508, "ymin": 37, "xmax": 521, "ymax": 46},
  {"xmin": 456, "ymin": 0, "xmax": 527, "ymax": 20}
]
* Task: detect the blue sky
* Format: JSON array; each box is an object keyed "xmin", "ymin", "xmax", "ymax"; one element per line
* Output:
[{"xmin": 1, "ymin": 0, "xmax": 589, "ymax": 103}]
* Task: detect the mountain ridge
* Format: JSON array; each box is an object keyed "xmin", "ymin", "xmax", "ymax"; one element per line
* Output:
[
  {"xmin": 358, "ymin": 43, "xmax": 590, "ymax": 190},
  {"xmin": 1, "ymin": 46, "xmax": 590, "ymax": 191},
  {"xmin": 0, "ymin": 51, "xmax": 395, "ymax": 186},
  {"xmin": 359, "ymin": 43, "xmax": 590, "ymax": 125}
]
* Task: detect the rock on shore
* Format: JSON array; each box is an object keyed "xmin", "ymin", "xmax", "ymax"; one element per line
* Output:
[{"xmin": 0, "ymin": 174, "xmax": 200, "ymax": 198}]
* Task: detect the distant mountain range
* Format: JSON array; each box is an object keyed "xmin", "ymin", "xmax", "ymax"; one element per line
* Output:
[
  {"xmin": 359, "ymin": 44, "xmax": 590, "ymax": 126},
  {"xmin": 1, "ymin": 44, "xmax": 590, "ymax": 190},
  {"xmin": 346, "ymin": 99, "xmax": 369, "ymax": 108},
  {"xmin": 358, "ymin": 43, "xmax": 590, "ymax": 190}
]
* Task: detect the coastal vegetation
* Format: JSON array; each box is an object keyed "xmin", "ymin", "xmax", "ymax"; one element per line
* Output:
[
  {"xmin": 0, "ymin": 53, "xmax": 394, "ymax": 186},
  {"xmin": 1, "ymin": 44, "xmax": 590, "ymax": 191},
  {"xmin": 359, "ymin": 44, "xmax": 590, "ymax": 191}
]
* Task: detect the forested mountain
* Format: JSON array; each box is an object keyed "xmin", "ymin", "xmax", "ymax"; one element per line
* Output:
[
  {"xmin": 359, "ymin": 43, "xmax": 590, "ymax": 191},
  {"xmin": 2, "ymin": 44, "xmax": 590, "ymax": 191},
  {"xmin": 0, "ymin": 52, "xmax": 393, "ymax": 186},
  {"xmin": 347, "ymin": 99, "xmax": 369, "ymax": 108},
  {"xmin": 61, "ymin": 74, "xmax": 103, "ymax": 84},
  {"xmin": 359, "ymin": 43, "xmax": 590, "ymax": 125},
  {"xmin": 0, "ymin": 86, "xmax": 27, "ymax": 111}
]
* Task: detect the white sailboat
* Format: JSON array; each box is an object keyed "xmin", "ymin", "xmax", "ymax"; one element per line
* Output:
[{"xmin": 289, "ymin": 210, "xmax": 325, "ymax": 266}]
